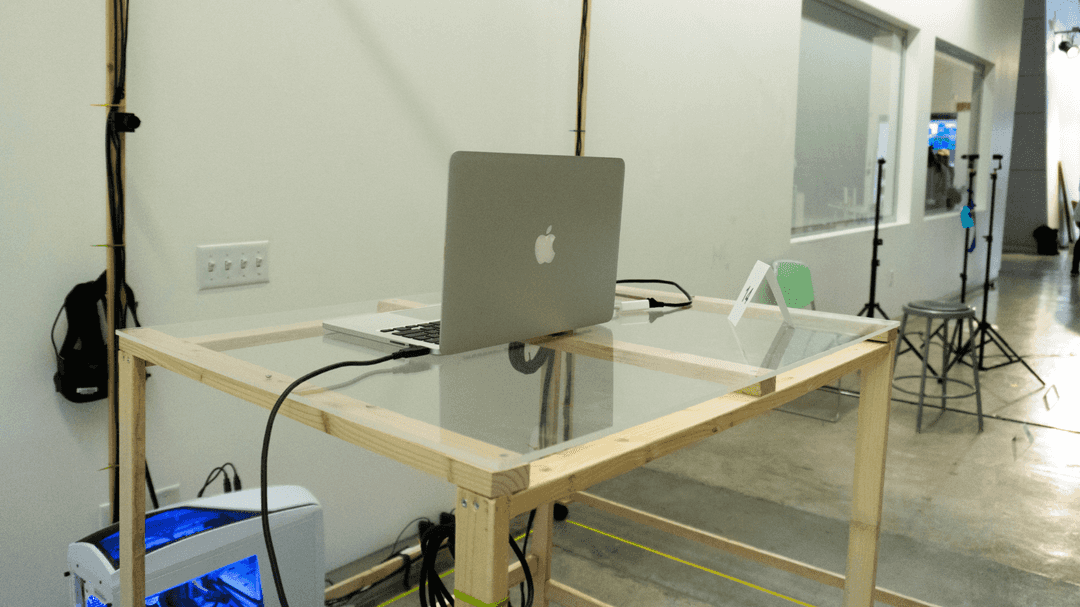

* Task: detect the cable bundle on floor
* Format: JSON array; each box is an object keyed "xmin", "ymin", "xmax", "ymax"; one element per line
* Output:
[
  {"xmin": 416, "ymin": 510, "xmax": 536, "ymax": 607},
  {"xmin": 418, "ymin": 516, "xmax": 456, "ymax": 607}
]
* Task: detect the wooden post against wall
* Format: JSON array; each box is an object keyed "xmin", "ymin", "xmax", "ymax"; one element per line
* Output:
[
  {"xmin": 106, "ymin": 0, "xmax": 127, "ymax": 524},
  {"xmin": 575, "ymin": 0, "xmax": 591, "ymax": 156}
]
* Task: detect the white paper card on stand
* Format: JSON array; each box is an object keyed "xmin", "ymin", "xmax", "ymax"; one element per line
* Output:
[{"xmin": 728, "ymin": 260, "xmax": 792, "ymax": 327}]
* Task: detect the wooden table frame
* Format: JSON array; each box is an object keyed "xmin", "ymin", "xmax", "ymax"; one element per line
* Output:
[{"xmin": 116, "ymin": 290, "xmax": 930, "ymax": 607}]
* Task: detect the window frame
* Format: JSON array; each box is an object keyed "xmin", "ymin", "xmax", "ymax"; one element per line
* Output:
[
  {"xmin": 924, "ymin": 38, "xmax": 986, "ymax": 217},
  {"xmin": 790, "ymin": 0, "xmax": 909, "ymax": 239}
]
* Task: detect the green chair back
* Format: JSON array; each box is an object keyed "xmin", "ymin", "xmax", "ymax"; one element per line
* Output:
[{"xmin": 758, "ymin": 260, "xmax": 815, "ymax": 309}]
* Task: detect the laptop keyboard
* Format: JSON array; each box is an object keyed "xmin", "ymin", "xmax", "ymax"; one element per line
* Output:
[{"xmin": 382, "ymin": 321, "xmax": 441, "ymax": 345}]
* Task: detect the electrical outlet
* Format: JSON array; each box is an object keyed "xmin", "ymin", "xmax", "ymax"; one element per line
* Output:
[
  {"xmin": 99, "ymin": 483, "xmax": 181, "ymax": 528},
  {"xmin": 196, "ymin": 241, "xmax": 269, "ymax": 290},
  {"xmin": 156, "ymin": 483, "xmax": 181, "ymax": 508},
  {"xmin": 889, "ymin": 269, "xmax": 895, "ymax": 287}
]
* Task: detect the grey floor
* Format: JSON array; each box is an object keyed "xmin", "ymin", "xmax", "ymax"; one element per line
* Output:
[{"xmin": 339, "ymin": 253, "xmax": 1080, "ymax": 607}]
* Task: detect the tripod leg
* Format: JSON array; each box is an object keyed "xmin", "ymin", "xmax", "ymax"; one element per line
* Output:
[
  {"xmin": 945, "ymin": 317, "xmax": 966, "ymax": 375},
  {"xmin": 968, "ymin": 316, "xmax": 984, "ymax": 431},
  {"xmin": 982, "ymin": 325, "xmax": 1046, "ymax": 385},
  {"xmin": 978, "ymin": 320, "xmax": 987, "ymax": 369},
  {"xmin": 898, "ymin": 330, "xmax": 939, "ymax": 377},
  {"xmin": 942, "ymin": 319, "xmax": 951, "ymax": 410},
  {"xmin": 868, "ymin": 304, "xmax": 940, "ymax": 375},
  {"xmin": 893, "ymin": 312, "xmax": 908, "ymax": 370},
  {"xmin": 977, "ymin": 322, "xmax": 996, "ymax": 371}
]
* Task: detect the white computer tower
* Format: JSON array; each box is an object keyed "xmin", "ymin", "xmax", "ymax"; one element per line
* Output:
[{"xmin": 68, "ymin": 485, "xmax": 324, "ymax": 607}]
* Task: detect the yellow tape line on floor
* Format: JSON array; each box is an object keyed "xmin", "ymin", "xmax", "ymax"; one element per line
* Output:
[
  {"xmin": 567, "ymin": 519, "xmax": 818, "ymax": 607},
  {"xmin": 374, "ymin": 523, "xmax": 818, "ymax": 607}
]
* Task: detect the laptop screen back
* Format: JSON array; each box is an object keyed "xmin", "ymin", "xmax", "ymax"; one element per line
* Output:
[{"xmin": 438, "ymin": 151, "xmax": 625, "ymax": 355}]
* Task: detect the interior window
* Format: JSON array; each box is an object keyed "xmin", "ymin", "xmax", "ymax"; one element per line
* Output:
[
  {"xmin": 791, "ymin": 0, "xmax": 905, "ymax": 237},
  {"xmin": 926, "ymin": 42, "xmax": 984, "ymax": 215}
]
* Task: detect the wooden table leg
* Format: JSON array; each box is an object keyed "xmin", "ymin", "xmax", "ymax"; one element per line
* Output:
[
  {"xmin": 455, "ymin": 488, "xmax": 510, "ymax": 607},
  {"xmin": 843, "ymin": 339, "xmax": 896, "ymax": 606},
  {"xmin": 526, "ymin": 502, "xmax": 555, "ymax": 607},
  {"xmin": 119, "ymin": 351, "xmax": 147, "ymax": 607}
]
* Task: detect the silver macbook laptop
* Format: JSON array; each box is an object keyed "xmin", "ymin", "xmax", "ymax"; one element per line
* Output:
[{"xmin": 323, "ymin": 151, "xmax": 626, "ymax": 355}]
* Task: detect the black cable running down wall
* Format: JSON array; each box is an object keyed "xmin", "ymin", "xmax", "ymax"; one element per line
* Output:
[
  {"xmin": 107, "ymin": 0, "xmax": 131, "ymax": 525},
  {"xmin": 574, "ymin": 0, "xmax": 590, "ymax": 156}
]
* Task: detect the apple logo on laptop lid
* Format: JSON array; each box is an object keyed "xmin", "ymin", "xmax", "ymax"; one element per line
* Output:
[{"xmin": 534, "ymin": 225, "xmax": 556, "ymax": 264}]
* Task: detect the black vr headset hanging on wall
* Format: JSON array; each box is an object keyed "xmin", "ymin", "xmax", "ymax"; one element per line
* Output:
[{"xmin": 51, "ymin": 271, "xmax": 142, "ymax": 403}]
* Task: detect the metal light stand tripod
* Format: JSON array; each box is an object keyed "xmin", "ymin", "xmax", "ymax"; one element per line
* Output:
[
  {"xmin": 857, "ymin": 159, "xmax": 890, "ymax": 320},
  {"xmin": 857, "ymin": 158, "xmax": 939, "ymax": 374},
  {"xmin": 959, "ymin": 153, "xmax": 979, "ymax": 303},
  {"xmin": 955, "ymin": 155, "xmax": 1046, "ymax": 384},
  {"xmin": 936, "ymin": 154, "xmax": 981, "ymax": 375}
]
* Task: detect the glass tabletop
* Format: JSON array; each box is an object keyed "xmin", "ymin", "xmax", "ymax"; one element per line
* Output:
[{"xmin": 141, "ymin": 293, "xmax": 896, "ymax": 472}]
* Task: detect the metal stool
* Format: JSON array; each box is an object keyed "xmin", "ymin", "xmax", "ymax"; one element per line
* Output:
[{"xmin": 893, "ymin": 300, "xmax": 983, "ymax": 433}]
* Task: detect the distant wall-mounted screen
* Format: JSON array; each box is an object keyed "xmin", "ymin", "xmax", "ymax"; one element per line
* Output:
[{"xmin": 929, "ymin": 113, "xmax": 958, "ymax": 157}]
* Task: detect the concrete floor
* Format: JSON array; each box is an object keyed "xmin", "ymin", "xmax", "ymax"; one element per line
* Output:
[{"xmin": 342, "ymin": 253, "xmax": 1080, "ymax": 607}]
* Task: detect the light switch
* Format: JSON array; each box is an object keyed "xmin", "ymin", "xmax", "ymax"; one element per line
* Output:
[{"xmin": 196, "ymin": 241, "xmax": 270, "ymax": 290}]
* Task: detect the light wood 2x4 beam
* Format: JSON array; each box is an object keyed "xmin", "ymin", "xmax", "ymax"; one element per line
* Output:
[
  {"xmin": 508, "ymin": 336, "xmax": 893, "ymax": 518},
  {"xmin": 117, "ymin": 328, "xmax": 529, "ymax": 498}
]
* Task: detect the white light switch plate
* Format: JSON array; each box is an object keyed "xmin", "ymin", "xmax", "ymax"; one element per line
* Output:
[{"xmin": 196, "ymin": 241, "xmax": 269, "ymax": 290}]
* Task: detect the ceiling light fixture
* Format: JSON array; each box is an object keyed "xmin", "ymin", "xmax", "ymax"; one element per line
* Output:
[{"xmin": 1055, "ymin": 27, "xmax": 1080, "ymax": 57}]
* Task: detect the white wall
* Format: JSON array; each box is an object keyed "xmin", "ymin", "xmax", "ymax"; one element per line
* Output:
[
  {"xmin": 1048, "ymin": 5, "xmax": 1080, "ymax": 239},
  {"xmin": 1, "ymin": 3, "xmax": 117, "ymax": 605},
  {"xmin": 0, "ymin": 1, "xmax": 1023, "ymax": 604}
]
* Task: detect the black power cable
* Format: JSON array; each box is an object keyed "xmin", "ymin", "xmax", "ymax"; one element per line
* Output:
[
  {"xmin": 508, "ymin": 530, "xmax": 534, "ymax": 607},
  {"xmin": 384, "ymin": 516, "xmax": 433, "ymax": 565},
  {"xmin": 198, "ymin": 463, "xmax": 243, "ymax": 497},
  {"xmin": 144, "ymin": 462, "xmax": 158, "ymax": 510},
  {"xmin": 416, "ymin": 522, "xmax": 535, "ymax": 607},
  {"xmin": 515, "ymin": 509, "xmax": 537, "ymax": 607},
  {"xmin": 106, "ymin": 0, "xmax": 138, "ymax": 525},
  {"xmin": 508, "ymin": 342, "xmax": 554, "ymax": 375},
  {"xmin": 261, "ymin": 346, "xmax": 431, "ymax": 607},
  {"xmin": 418, "ymin": 518, "xmax": 455, "ymax": 607},
  {"xmin": 616, "ymin": 279, "xmax": 693, "ymax": 309}
]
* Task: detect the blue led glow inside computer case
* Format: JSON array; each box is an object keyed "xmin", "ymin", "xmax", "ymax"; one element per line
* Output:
[
  {"xmin": 144, "ymin": 553, "xmax": 263, "ymax": 607},
  {"xmin": 68, "ymin": 486, "xmax": 323, "ymax": 607}
]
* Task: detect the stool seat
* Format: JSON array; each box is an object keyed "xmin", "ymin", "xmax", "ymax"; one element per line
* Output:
[{"xmin": 904, "ymin": 300, "xmax": 975, "ymax": 318}]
